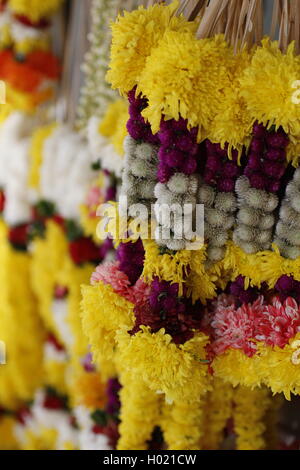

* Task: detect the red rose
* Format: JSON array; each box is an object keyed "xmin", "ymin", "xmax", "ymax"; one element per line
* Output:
[
  {"xmin": 92, "ymin": 424, "xmax": 104, "ymax": 435},
  {"xmin": 8, "ymin": 224, "xmax": 28, "ymax": 247},
  {"xmin": 69, "ymin": 237, "xmax": 100, "ymax": 265},
  {"xmin": 43, "ymin": 395, "xmax": 65, "ymax": 410}
]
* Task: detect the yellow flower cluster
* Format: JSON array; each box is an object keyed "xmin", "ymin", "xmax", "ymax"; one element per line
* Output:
[
  {"xmin": 117, "ymin": 370, "xmax": 162, "ymax": 450},
  {"xmin": 212, "ymin": 333, "xmax": 300, "ymax": 400},
  {"xmin": 233, "ymin": 386, "xmax": 271, "ymax": 450},
  {"xmin": 108, "ymin": 4, "xmax": 300, "ymax": 161},
  {"xmin": 161, "ymin": 398, "xmax": 204, "ymax": 450},
  {"xmin": 99, "ymin": 99, "xmax": 128, "ymax": 156},
  {"xmin": 0, "ymin": 221, "xmax": 45, "ymax": 410},
  {"xmin": 142, "ymin": 239, "xmax": 216, "ymax": 303},
  {"xmin": 201, "ymin": 378, "xmax": 234, "ymax": 450},
  {"xmin": 106, "ymin": 1, "xmax": 196, "ymax": 95},
  {"xmin": 8, "ymin": 0, "xmax": 64, "ymax": 22}
]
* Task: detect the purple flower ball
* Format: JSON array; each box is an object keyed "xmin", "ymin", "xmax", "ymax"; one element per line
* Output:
[
  {"xmin": 157, "ymin": 164, "xmax": 173, "ymax": 183},
  {"xmin": 263, "ymin": 161, "xmax": 285, "ymax": 179},
  {"xmin": 250, "ymin": 138, "xmax": 264, "ymax": 153},
  {"xmin": 249, "ymin": 173, "xmax": 266, "ymax": 189},
  {"xmin": 266, "ymin": 132, "xmax": 289, "ymax": 149},
  {"xmin": 247, "ymin": 154, "xmax": 261, "ymax": 171},
  {"xmin": 165, "ymin": 148, "xmax": 185, "ymax": 167},
  {"xmin": 206, "ymin": 154, "xmax": 220, "ymax": 172},
  {"xmin": 158, "ymin": 128, "xmax": 175, "ymax": 146},
  {"xmin": 181, "ymin": 157, "xmax": 197, "ymax": 175},
  {"xmin": 223, "ymin": 161, "xmax": 239, "ymax": 178},
  {"xmin": 253, "ymin": 122, "xmax": 266, "ymax": 138},
  {"xmin": 265, "ymin": 148, "xmax": 285, "ymax": 161},
  {"xmin": 266, "ymin": 179, "xmax": 280, "ymax": 193},
  {"xmin": 275, "ymin": 275, "xmax": 294, "ymax": 292},
  {"xmin": 176, "ymin": 134, "xmax": 195, "ymax": 153},
  {"xmin": 217, "ymin": 178, "xmax": 235, "ymax": 192}
]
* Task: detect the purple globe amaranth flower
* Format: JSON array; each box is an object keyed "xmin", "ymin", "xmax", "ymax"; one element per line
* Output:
[
  {"xmin": 248, "ymin": 173, "xmax": 266, "ymax": 190},
  {"xmin": 176, "ymin": 134, "xmax": 198, "ymax": 154},
  {"xmin": 127, "ymin": 118, "xmax": 146, "ymax": 141},
  {"xmin": 206, "ymin": 154, "xmax": 221, "ymax": 172},
  {"xmin": 263, "ymin": 161, "xmax": 285, "ymax": 179},
  {"xmin": 181, "ymin": 157, "xmax": 197, "ymax": 175},
  {"xmin": 127, "ymin": 87, "xmax": 159, "ymax": 145},
  {"xmin": 266, "ymin": 131, "xmax": 289, "ymax": 149},
  {"xmin": 157, "ymin": 117, "xmax": 202, "ymax": 182},
  {"xmin": 157, "ymin": 164, "xmax": 173, "ymax": 183},
  {"xmin": 266, "ymin": 180, "xmax": 280, "ymax": 193},
  {"xmin": 214, "ymin": 143, "xmax": 228, "ymax": 157},
  {"xmin": 265, "ymin": 148, "xmax": 285, "ymax": 161},
  {"xmin": 163, "ymin": 148, "xmax": 184, "ymax": 167},
  {"xmin": 158, "ymin": 128, "xmax": 174, "ymax": 146},
  {"xmin": 223, "ymin": 161, "xmax": 240, "ymax": 178},
  {"xmin": 274, "ymin": 275, "xmax": 300, "ymax": 303},
  {"xmin": 250, "ymin": 138, "xmax": 264, "ymax": 153},
  {"xmin": 131, "ymin": 277, "xmax": 203, "ymax": 344},
  {"xmin": 203, "ymin": 140, "xmax": 241, "ymax": 190},
  {"xmin": 247, "ymin": 154, "xmax": 261, "ymax": 170},
  {"xmin": 117, "ymin": 239, "xmax": 144, "ymax": 285},
  {"xmin": 217, "ymin": 178, "xmax": 235, "ymax": 192},
  {"xmin": 204, "ymin": 169, "xmax": 216, "ymax": 185},
  {"xmin": 229, "ymin": 275, "xmax": 260, "ymax": 307},
  {"xmin": 253, "ymin": 122, "xmax": 266, "ymax": 138},
  {"xmin": 275, "ymin": 275, "xmax": 294, "ymax": 292}
]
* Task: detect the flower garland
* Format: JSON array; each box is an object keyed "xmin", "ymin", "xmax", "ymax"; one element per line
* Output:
[{"xmin": 233, "ymin": 386, "xmax": 271, "ymax": 450}]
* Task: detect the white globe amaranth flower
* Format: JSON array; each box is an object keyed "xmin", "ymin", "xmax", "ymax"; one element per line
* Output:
[
  {"xmin": 214, "ymin": 192, "xmax": 237, "ymax": 213},
  {"xmin": 167, "ymin": 173, "xmax": 190, "ymax": 194},
  {"xmin": 197, "ymin": 184, "xmax": 215, "ymax": 207}
]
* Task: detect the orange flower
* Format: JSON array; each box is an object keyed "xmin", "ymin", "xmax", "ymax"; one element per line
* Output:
[{"xmin": 75, "ymin": 371, "xmax": 107, "ymax": 410}]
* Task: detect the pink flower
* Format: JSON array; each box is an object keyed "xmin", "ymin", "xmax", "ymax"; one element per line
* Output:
[
  {"xmin": 91, "ymin": 261, "xmax": 150, "ymax": 306},
  {"xmin": 211, "ymin": 304, "xmax": 257, "ymax": 356},
  {"xmin": 208, "ymin": 294, "xmax": 300, "ymax": 356},
  {"xmin": 129, "ymin": 279, "xmax": 151, "ymax": 306},
  {"xmin": 256, "ymin": 296, "xmax": 300, "ymax": 348},
  {"xmin": 91, "ymin": 261, "xmax": 131, "ymax": 298}
]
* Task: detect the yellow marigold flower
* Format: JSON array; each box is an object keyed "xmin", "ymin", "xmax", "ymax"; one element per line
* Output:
[
  {"xmin": 99, "ymin": 99, "xmax": 128, "ymax": 156},
  {"xmin": 208, "ymin": 48, "xmax": 253, "ymax": 160},
  {"xmin": 81, "ymin": 282, "xmax": 134, "ymax": 379},
  {"xmin": 116, "ymin": 327, "xmax": 211, "ymax": 403},
  {"xmin": 117, "ymin": 371, "xmax": 162, "ymax": 450},
  {"xmin": 74, "ymin": 371, "xmax": 107, "ymax": 410},
  {"xmin": 161, "ymin": 398, "xmax": 204, "ymax": 450},
  {"xmin": 233, "ymin": 386, "xmax": 270, "ymax": 450},
  {"xmin": 240, "ymin": 38, "xmax": 300, "ymax": 137},
  {"xmin": 9, "ymin": 0, "xmax": 64, "ymax": 22},
  {"xmin": 139, "ymin": 32, "xmax": 232, "ymax": 138},
  {"xmin": 106, "ymin": 1, "xmax": 195, "ymax": 95},
  {"xmin": 201, "ymin": 378, "xmax": 233, "ymax": 450}
]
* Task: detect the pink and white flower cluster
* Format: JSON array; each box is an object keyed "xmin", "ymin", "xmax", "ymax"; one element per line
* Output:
[{"xmin": 206, "ymin": 295, "xmax": 300, "ymax": 356}]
